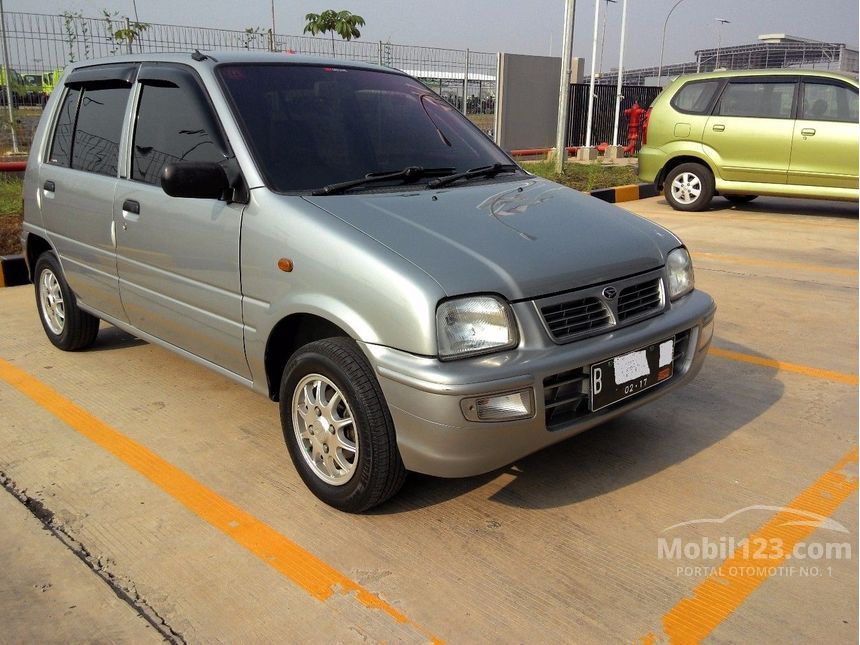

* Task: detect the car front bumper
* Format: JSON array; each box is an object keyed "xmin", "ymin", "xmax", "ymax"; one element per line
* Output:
[{"xmin": 361, "ymin": 290, "xmax": 716, "ymax": 478}]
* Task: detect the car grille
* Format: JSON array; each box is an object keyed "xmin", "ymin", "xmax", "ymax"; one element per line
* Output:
[
  {"xmin": 617, "ymin": 278, "xmax": 663, "ymax": 321},
  {"xmin": 543, "ymin": 328, "xmax": 693, "ymax": 430},
  {"xmin": 540, "ymin": 297, "xmax": 612, "ymax": 341},
  {"xmin": 537, "ymin": 271, "xmax": 666, "ymax": 344}
]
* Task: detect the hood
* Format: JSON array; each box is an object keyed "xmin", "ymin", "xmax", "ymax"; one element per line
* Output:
[{"xmin": 303, "ymin": 177, "xmax": 680, "ymax": 301}]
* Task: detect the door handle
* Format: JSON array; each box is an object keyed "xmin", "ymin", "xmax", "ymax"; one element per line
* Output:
[
  {"xmin": 43, "ymin": 180, "xmax": 55, "ymax": 192},
  {"xmin": 801, "ymin": 128, "xmax": 816, "ymax": 136},
  {"xmin": 712, "ymin": 124, "xmax": 725, "ymax": 132},
  {"xmin": 121, "ymin": 199, "xmax": 140, "ymax": 228}
]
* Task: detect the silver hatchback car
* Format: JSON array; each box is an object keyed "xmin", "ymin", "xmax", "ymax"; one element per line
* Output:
[{"xmin": 23, "ymin": 52, "xmax": 715, "ymax": 511}]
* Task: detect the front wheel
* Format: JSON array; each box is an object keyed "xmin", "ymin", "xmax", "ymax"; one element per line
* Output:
[
  {"xmin": 34, "ymin": 252, "xmax": 100, "ymax": 351},
  {"xmin": 279, "ymin": 337, "xmax": 406, "ymax": 512},
  {"xmin": 664, "ymin": 162, "xmax": 714, "ymax": 212}
]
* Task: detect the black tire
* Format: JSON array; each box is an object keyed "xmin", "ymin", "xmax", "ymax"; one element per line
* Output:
[
  {"xmin": 279, "ymin": 337, "xmax": 406, "ymax": 512},
  {"xmin": 724, "ymin": 194, "xmax": 757, "ymax": 204},
  {"xmin": 33, "ymin": 252, "xmax": 100, "ymax": 351},
  {"xmin": 664, "ymin": 162, "xmax": 715, "ymax": 212}
]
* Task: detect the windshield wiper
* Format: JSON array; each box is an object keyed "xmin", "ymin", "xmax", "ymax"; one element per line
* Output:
[
  {"xmin": 311, "ymin": 166, "xmax": 455, "ymax": 196},
  {"xmin": 426, "ymin": 163, "xmax": 519, "ymax": 189}
]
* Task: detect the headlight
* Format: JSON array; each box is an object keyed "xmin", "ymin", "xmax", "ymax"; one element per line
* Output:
[
  {"xmin": 436, "ymin": 295, "xmax": 518, "ymax": 360},
  {"xmin": 666, "ymin": 247, "xmax": 694, "ymax": 300}
]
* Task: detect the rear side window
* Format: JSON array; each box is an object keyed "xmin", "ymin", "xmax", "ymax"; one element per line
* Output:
[
  {"xmin": 132, "ymin": 81, "xmax": 227, "ymax": 185},
  {"xmin": 715, "ymin": 81, "xmax": 796, "ymax": 119},
  {"xmin": 48, "ymin": 87, "xmax": 80, "ymax": 166},
  {"xmin": 671, "ymin": 80, "xmax": 721, "ymax": 114},
  {"xmin": 801, "ymin": 82, "xmax": 859, "ymax": 122},
  {"xmin": 71, "ymin": 86, "xmax": 130, "ymax": 176}
]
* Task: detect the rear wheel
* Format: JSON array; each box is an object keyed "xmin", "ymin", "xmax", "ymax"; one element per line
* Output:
[
  {"xmin": 724, "ymin": 194, "xmax": 757, "ymax": 204},
  {"xmin": 34, "ymin": 252, "xmax": 100, "ymax": 351},
  {"xmin": 279, "ymin": 337, "xmax": 406, "ymax": 512},
  {"xmin": 664, "ymin": 162, "xmax": 714, "ymax": 212}
]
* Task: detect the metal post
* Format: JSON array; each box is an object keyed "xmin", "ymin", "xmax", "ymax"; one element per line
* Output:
[
  {"xmin": 611, "ymin": 0, "xmax": 627, "ymax": 147},
  {"xmin": 462, "ymin": 48, "xmax": 470, "ymax": 116},
  {"xmin": 124, "ymin": 17, "xmax": 132, "ymax": 54},
  {"xmin": 554, "ymin": 0, "xmax": 576, "ymax": 174},
  {"xmin": 584, "ymin": 0, "xmax": 600, "ymax": 148},
  {"xmin": 269, "ymin": 1, "xmax": 276, "ymax": 51},
  {"xmin": 597, "ymin": 0, "xmax": 616, "ymax": 79},
  {"xmin": 657, "ymin": 0, "xmax": 688, "ymax": 85},
  {"xmin": 0, "ymin": 0, "xmax": 17, "ymax": 154}
]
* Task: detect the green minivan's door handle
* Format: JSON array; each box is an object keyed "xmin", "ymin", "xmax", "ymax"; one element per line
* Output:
[
  {"xmin": 712, "ymin": 124, "xmax": 725, "ymax": 132},
  {"xmin": 801, "ymin": 128, "xmax": 816, "ymax": 136}
]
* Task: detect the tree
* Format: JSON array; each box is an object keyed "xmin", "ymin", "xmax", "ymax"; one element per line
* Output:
[{"xmin": 303, "ymin": 10, "xmax": 366, "ymax": 56}]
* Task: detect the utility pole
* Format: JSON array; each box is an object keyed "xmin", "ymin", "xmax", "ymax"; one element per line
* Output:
[
  {"xmin": 611, "ymin": 0, "xmax": 628, "ymax": 148},
  {"xmin": 583, "ymin": 0, "xmax": 600, "ymax": 151},
  {"xmin": 554, "ymin": 0, "xmax": 577, "ymax": 174},
  {"xmin": 715, "ymin": 18, "xmax": 730, "ymax": 69}
]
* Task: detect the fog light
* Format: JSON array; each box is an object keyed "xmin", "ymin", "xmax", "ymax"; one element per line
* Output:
[
  {"xmin": 698, "ymin": 318, "xmax": 715, "ymax": 350},
  {"xmin": 461, "ymin": 388, "xmax": 534, "ymax": 422}
]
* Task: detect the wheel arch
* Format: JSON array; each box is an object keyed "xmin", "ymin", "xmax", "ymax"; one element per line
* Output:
[
  {"xmin": 25, "ymin": 233, "xmax": 54, "ymax": 282},
  {"xmin": 657, "ymin": 155, "xmax": 715, "ymax": 191},
  {"xmin": 264, "ymin": 312, "xmax": 351, "ymax": 401}
]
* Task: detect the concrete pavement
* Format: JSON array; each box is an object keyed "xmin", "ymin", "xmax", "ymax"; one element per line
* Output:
[{"xmin": 0, "ymin": 195, "xmax": 856, "ymax": 643}]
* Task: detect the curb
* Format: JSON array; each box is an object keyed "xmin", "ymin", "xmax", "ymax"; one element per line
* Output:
[
  {"xmin": 589, "ymin": 183, "xmax": 658, "ymax": 204},
  {"xmin": 0, "ymin": 255, "xmax": 29, "ymax": 288}
]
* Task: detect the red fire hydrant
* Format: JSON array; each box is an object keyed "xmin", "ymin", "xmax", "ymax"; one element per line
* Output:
[{"xmin": 623, "ymin": 101, "xmax": 646, "ymax": 155}]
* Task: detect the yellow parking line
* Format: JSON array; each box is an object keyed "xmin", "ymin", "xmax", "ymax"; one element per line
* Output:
[
  {"xmin": 642, "ymin": 447, "xmax": 858, "ymax": 643},
  {"xmin": 0, "ymin": 358, "xmax": 443, "ymax": 644},
  {"xmin": 709, "ymin": 347, "xmax": 859, "ymax": 385},
  {"xmin": 694, "ymin": 251, "xmax": 858, "ymax": 277}
]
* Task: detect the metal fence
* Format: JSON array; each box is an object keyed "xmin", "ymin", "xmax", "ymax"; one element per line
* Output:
[
  {"xmin": 566, "ymin": 83, "xmax": 662, "ymax": 150},
  {"xmin": 0, "ymin": 11, "xmax": 496, "ymax": 122}
]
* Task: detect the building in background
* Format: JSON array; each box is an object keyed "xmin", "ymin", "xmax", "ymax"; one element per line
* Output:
[{"xmin": 593, "ymin": 34, "xmax": 859, "ymax": 86}]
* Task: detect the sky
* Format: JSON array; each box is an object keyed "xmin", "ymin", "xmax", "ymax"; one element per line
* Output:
[{"xmin": 11, "ymin": 0, "xmax": 860, "ymax": 70}]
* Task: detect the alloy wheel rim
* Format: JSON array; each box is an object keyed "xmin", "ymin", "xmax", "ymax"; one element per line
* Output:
[
  {"xmin": 291, "ymin": 373, "xmax": 359, "ymax": 486},
  {"xmin": 39, "ymin": 268, "xmax": 65, "ymax": 335},
  {"xmin": 671, "ymin": 172, "xmax": 702, "ymax": 205}
]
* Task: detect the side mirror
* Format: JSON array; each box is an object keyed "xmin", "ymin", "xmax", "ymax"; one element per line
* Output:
[{"xmin": 161, "ymin": 161, "xmax": 229, "ymax": 200}]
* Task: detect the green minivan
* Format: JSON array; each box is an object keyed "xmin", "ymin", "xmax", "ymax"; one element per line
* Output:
[{"xmin": 639, "ymin": 69, "xmax": 859, "ymax": 211}]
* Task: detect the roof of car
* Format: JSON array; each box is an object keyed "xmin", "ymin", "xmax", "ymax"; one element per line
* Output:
[
  {"xmin": 671, "ymin": 68, "xmax": 859, "ymax": 84},
  {"xmin": 64, "ymin": 51, "xmax": 398, "ymax": 75}
]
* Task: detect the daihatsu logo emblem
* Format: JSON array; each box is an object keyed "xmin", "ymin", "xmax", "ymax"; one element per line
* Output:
[{"xmin": 602, "ymin": 286, "xmax": 618, "ymax": 300}]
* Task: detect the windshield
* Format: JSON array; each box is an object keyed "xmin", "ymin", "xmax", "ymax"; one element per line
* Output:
[{"xmin": 217, "ymin": 63, "xmax": 516, "ymax": 193}]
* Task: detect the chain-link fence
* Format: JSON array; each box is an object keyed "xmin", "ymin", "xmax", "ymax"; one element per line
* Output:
[{"xmin": 0, "ymin": 11, "xmax": 497, "ymax": 142}]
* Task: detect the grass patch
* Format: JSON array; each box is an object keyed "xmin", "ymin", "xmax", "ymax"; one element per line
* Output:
[
  {"xmin": 0, "ymin": 174, "xmax": 22, "ymax": 217},
  {"xmin": 525, "ymin": 160, "xmax": 639, "ymax": 192},
  {"xmin": 0, "ymin": 175, "xmax": 23, "ymax": 255}
]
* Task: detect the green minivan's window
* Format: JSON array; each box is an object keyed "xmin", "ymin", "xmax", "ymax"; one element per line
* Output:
[
  {"xmin": 71, "ymin": 86, "xmax": 130, "ymax": 176},
  {"xmin": 801, "ymin": 82, "xmax": 859, "ymax": 123},
  {"xmin": 48, "ymin": 87, "xmax": 80, "ymax": 166},
  {"xmin": 671, "ymin": 80, "xmax": 721, "ymax": 114},
  {"xmin": 715, "ymin": 81, "xmax": 796, "ymax": 119}
]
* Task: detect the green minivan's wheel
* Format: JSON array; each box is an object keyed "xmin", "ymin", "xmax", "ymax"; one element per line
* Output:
[
  {"xmin": 279, "ymin": 337, "xmax": 406, "ymax": 512},
  {"xmin": 34, "ymin": 252, "xmax": 100, "ymax": 351},
  {"xmin": 664, "ymin": 162, "xmax": 714, "ymax": 212},
  {"xmin": 724, "ymin": 194, "xmax": 757, "ymax": 204}
]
